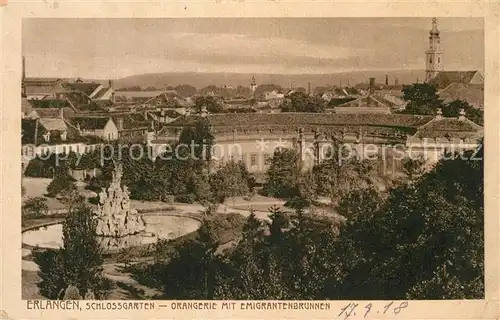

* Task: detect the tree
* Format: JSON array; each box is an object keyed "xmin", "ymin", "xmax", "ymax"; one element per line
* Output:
[
  {"xmin": 280, "ymin": 92, "xmax": 325, "ymax": 113},
  {"xmin": 401, "ymin": 83, "xmax": 443, "ymax": 115},
  {"xmin": 214, "ymin": 212, "xmax": 270, "ymax": 299},
  {"xmin": 175, "ymin": 84, "xmax": 197, "ymax": 98},
  {"xmin": 22, "ymin": 197, "xmax": 49, "ymax": 218},
  {"xmin": 334, "ymin": 142, "xmax": 484, "ymax": 299},
  {"xmin": 194, "ymin": 96, "xmax": 224, "ymax": 114},
  {"xmin": 401, "ymin": 156, "xmax": 426, "ymax": 181},
  {"xmin": 178, "ymin": 118, "xmax": 215, "ymax": 162},
  {"xmin": 264, "ymin": 148, "xmax": 301, "ymax": 198},
  {"xmin": 130, "ymin": 141, "xmax": 484, "ymax": 300},
  {"xmin": 442, "ymin": 100, "xmax": 484, "ymax": 126},
  {"xmin": 159, "ymin": 221, "xmax": 222, "ymax": 299},
  {"xmin": 33, "ymin": 248, "xmax": 67, "ymax": 299},
  {"xmin": 254, "ymin": 84, "xmax": 284, "ymax": 99},
  {"xmin": 60, "ymin": 202, "xmax": 110, "ymax": 298},
  {"xmin": 312, "ymin": 153, "xmax": 375, "ymax": 205},
  {"xmin": 34, "ymin": 200, "xmax": 111, "ymax": 299},
  {"xmin": 210, "ymin": 161, "xmax": 250, "ymax": 203},
  {"xmin": 47, "ymin": 172, "xmax": 77, "ymax": 199}
]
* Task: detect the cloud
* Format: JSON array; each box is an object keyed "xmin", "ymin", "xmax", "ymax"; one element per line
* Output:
[
  {"xmin": 168, "ymin": 32, "xmax": 367, "ymax": 60},
  {"xmin": 22, "ymin": 18, "xmax": 483, "ymax": 78}
]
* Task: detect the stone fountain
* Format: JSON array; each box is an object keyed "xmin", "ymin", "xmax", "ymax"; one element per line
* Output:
[{"xmin": 94, "ymin": 163, "xmax": 147, "ymax": 250}]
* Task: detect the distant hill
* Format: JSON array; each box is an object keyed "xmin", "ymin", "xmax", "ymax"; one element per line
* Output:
[{"xmin": 114, "ymin": 70, "xmax": 427, "ymax": 90}]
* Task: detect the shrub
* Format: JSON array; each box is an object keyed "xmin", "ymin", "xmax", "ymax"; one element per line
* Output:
[
  {"xmin": 22, "ymin": 197, "xmax": 49, "ymax": 218},
  {"xmin": 174, "ymin": 194, "xmax": 196, "ymax": 204},
  {"xmin": 284, "ymin": 196, "xmax": 311, "ymax": 210},
  {"xmin": 47, "ymin": 173, "xmax": 76, "ymax": 198}
]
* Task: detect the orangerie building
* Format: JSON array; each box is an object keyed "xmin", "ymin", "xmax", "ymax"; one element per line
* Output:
[{"xmin": 147, "ymin": 111, "xmax": 483, "ymax": 176}]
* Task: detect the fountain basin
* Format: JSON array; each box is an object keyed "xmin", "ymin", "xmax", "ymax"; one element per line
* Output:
[{"xmin": 22, "ymin": 213, "xmax": 202, "ymax": 250}]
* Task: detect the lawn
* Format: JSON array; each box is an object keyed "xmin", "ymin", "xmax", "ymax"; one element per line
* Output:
[{"xmin": 22, "ymin": 178, "xmax": 66, "ymax": 210}]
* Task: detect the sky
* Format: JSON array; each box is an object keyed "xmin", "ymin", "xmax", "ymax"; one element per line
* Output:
[{"xmin": 22, "ymin": 18, "xmax": 484, "ymax": 79}]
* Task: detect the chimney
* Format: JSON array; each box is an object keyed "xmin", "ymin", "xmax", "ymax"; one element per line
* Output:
[
  {"xmin": 369, "ymin": 77, "xmax": 375, "ymax": 88},
  {"xmin": 109, "ymin": 79, "xmax": 115, "ymax": 104},
  {"xmin": 308, "ymin": 82, "xmax": 311, "ymax": 95},
  {"xmin": 369, "ymin": 77, "xmax": 375, "ymax": 94},
  {"xmin": 385, "ymin": 75, "xmax": 389, "ymax": 86}
]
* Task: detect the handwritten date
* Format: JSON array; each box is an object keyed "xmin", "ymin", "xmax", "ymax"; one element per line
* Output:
[{"xmin": 338, "ymin": 301, "xmax": 408, "ymax": 319}]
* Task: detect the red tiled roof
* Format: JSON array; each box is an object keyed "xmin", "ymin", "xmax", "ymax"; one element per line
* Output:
[
  {"xmin": 30, "ymin": 108, "xmax": 62, "ymax": 119},
  {"xmin": 165, "ymin": 113, "xmax": 433, "ymax": 131},
  {"xmin": 21, "ymin": 118, "xmax": 87, "ymax": 146},
  {"xmin": 438, "ymin": 83, "xmax": 484, "ymax": 109},
  {"xmin": 428, "ymin": 71, "xmax": 481, "ymax": 89},
  {"xmin": 70, "ymin": 116, "xmax": 111, "ymax": 130},
  {"xmin": 62, "ymin": 82, "xmax": 102, "ymax": 96},
  {"xmin": 412, "ymin": 117, "xmax": 483, "ymax": 139},
  {"xmin": 39, "ymin": 118, "xmax": 68, "ymax": 131},
  {"xmin": 25, "ymin": 85, "xmax": 55, "ymax": 95},
  {"xmin": 115, "ymin": 91, "xmax": 164, "ymax": 99},
  {"xmin": 92, "ymin": 87, "xmax": 110, "ymax": 99}
]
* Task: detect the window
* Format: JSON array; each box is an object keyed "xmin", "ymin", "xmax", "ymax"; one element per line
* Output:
[
  {"xmin": 429, "ymin": 57, "xmax": 433, "ymax": 64},
  {"xmin": 438, "ymin": 57, "xmax": 441, "ymax": 63},
  {"xmin": 250, "ymin": 153, "xmax": 257, "ymax": 166},
  {"xmin": 264, "ymin": 154, "xmax": 272, "ymax": 165}
]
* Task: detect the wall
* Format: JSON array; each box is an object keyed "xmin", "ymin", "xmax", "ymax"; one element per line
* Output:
[{"xmin": 103, "ymin": 119, "xmax": 119, "ymax": 140}]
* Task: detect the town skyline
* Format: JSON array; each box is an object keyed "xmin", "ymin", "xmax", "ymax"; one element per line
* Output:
[{"xmin": 22, "ymin": 18, "xmax": 484, "ymax": 80}]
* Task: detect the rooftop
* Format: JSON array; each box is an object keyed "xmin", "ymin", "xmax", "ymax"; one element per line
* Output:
[
  {"xmin": 21, "ymin": 118, "xmax": 85, "ymax": 146},
  {"xmin": 428, "ymin": 71, "xmax": 482, "ymax": 89},
  {"xmin": 30, "ymin": 108, "xmax": 62, "ymax": 119},
  {"xmin": 39, "ymin": 118, "xmax": 68, "ymax": 131},
  {"xmin": 62, "ymin": 82, "xmax": 102, "ymax": 96},
  {"xmin": 70, "ymin": 116, "xmax": 111, "ymax": 130},
  {"xmin": 438, "ymin": 83, "xmax": 484, "ymax": 109},
  {"xmin": 165, "ymin": 113, "xmax": 434, "ymax": 130}
]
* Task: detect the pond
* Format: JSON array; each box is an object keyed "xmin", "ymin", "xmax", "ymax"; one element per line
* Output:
[{"xmin": 22, "ymin": 214, "xmax": 202, "ymax": 250}]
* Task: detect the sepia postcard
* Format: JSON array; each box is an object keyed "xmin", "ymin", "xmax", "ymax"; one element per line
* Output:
[{"xmin": 1, "ymin": 1, "xmax": 499, "ymax": 319}]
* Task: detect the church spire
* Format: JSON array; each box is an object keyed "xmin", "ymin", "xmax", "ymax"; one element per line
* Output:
[
  {"xmin": 425, "ymin": 17, "xmax": 444, "ymax": 82},
  {"xmin": 250, "ymin": 75, "xmax": 257, "ymax": 93}
]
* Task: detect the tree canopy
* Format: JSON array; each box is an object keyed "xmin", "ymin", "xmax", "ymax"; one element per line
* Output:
[
  {"xmin": 400, "ymin": 83, "xmax": 484, "ymax": 125},
  {"xmin": 134, "ymin": 141, "xmax": 483, "ymax": 300},
  {"xmin": 280, "ymin": 92, "xmax": 325, "ymax": 113},
  {"xmin": 34, "ymin": 200, "xmax": 111, "ymax": 299}
]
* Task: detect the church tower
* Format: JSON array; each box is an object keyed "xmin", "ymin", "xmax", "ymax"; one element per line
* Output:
[
  {"xmin": 425, "ymin": 18, "xmax": 444, "ymax": 82},
  {"xmin": 250, "ymin": 75, "xmax": 257, "ymax": 93}
]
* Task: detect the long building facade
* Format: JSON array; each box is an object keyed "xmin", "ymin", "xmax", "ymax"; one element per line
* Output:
[{"xmin": 147, "ymin": 112, "xmax": 483, "ymax": 175}]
